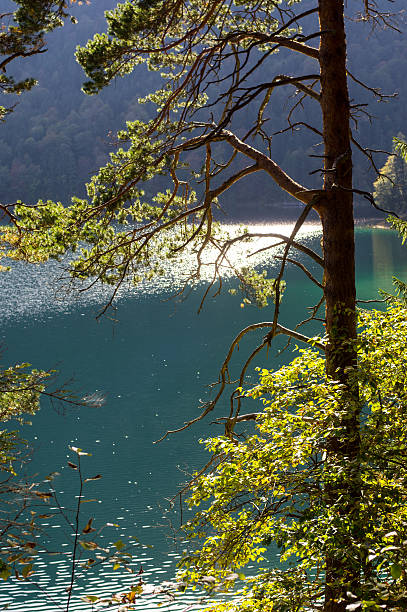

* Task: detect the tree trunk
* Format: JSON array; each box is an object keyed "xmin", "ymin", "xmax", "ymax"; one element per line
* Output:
[{"xmin": 318, "ymin": 2, "xmax": 360, "ymax": 610}]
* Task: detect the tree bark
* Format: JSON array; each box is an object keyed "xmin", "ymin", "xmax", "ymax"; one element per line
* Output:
[{"xmin": 317, "ymin": 2, "xmax": 360, "ymax": 610}]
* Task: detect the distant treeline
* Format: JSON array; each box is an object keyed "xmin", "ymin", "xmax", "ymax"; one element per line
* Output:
[{"xmin": 1, "ymin": 0, "xmax": 406, "ymax": 220}]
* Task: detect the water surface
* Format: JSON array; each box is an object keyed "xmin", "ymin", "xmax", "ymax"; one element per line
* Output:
[{"xmin": 0, "ymin": 225, "xmax": 405, "ymax": 610}]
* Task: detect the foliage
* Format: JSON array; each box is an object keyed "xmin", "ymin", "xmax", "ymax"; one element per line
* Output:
[
  {"xmin": 0, "ymin": 0, "xmax": 75, "ymax": 120},
  {"xmin": 62, "ymin": 446, "xmax": 141, "ymax": 610},
  {"xmin": 0, "ymin": 2, "xmax": 405, "ymax": 207},
  {"xmin": 0, "ymin": 3, "xmax": 142, "ymax": 604},
  {"xmin": 0, "ymin": 363, "xmax": 56, "ymax": 578},
  {"xmin": 0, "ymin": 443, "xmax": 143, "ymax": 608},
  {"xmin": 0, "ymin": 362, "xmax": 55, "ymax": 488},
  {"xmin": 0, "ymin": 0, "xmax": 321, "ymax": 295},
  {"xmin": 0, "ymin": 2, "xmax": 404, "ymax": 611},
  {"xmin": 383, "ymin": 140, "xmax": 407, "ymax": 304},
  {"xmin": 393, "ymin": 137, "xmax": 407, "ymax": 163},
  {"xmin": 0, "ymin": 362, "xmax": 50, "ymax": 426},
  {"xmin": 373, "ymin": 136, "xmax": 407, "ymax": 217},
  {"xmin": 0, "ymin": 363, "xmax": 109, "ymax": 586},
  {"xmin": 230, "ymin": 268, "xmax": 286, "ymax": 309},
  {"xmin": 179, "ymin": 304, "xmax": 407, "ymax": 611}
]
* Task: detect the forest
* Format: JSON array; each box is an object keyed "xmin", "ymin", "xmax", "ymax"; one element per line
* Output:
[
  {"xmin": 1, "ymin": 0, "xmax": 407, "ymax": 218},
  {"xmin": 2, "ymin": 1, "xmax": 407, "ymax": 612}
]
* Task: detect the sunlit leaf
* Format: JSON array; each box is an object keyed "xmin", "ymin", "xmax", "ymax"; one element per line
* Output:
[
  {"xmin": 84, "ymin": 474, "xmax": 102, "ymax": 482},
  {"xmin": 79, "ymin": 541, "xmax": 98, "ymax": 550}
]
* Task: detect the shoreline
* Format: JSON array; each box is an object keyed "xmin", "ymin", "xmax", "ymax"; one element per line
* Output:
[
  {"xmin": 355, "ymin": 218, "xmax": 392, "ymax": 229},
  {"xmin": 215, "ymin": 216, "xmax": 392, "ymax": 229}
]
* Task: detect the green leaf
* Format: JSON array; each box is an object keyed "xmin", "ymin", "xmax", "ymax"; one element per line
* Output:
[
  {"xmin": 0, "ymin": 568, "xmax": 11, "ymax": 581},
  {"xmin": 21, "ymin": 564, "xmax": 33, "ymax": 578},
  {"xmin": 390, "ymin": 563, "xmax": 402, "ymax": 580}
]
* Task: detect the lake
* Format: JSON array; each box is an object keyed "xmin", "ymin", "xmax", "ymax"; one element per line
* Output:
[{"xmin": 0, "ymin": 224, "xmax": 405, "ymax": 611}]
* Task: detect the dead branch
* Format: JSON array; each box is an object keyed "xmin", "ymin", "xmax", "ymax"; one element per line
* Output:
[
  {"xmin": 0, "ymin": 46, "xmax": 47, "ymax": 73},
  {"xmin": 335, "ymin": 185, "xmax": 401, "ymax": 219},
  {"xmin": 274, "ymin": 255, "xmax": 323, "ymax": 289},
  {"xmin": 347, "ymin": 69, "xmax": 397, "ymax": 101},
  {"xmin": 214, "ymin": 412, "xmax": 261, "ymax": 423},
  {"xmin": 155, "ymin": 321, "xmax": 324, "ymax": 443}
]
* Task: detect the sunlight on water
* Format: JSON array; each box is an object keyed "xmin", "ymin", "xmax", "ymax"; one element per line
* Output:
[
  {"xmin": 0, "ymin": 222, "xmax": 325, "ymax": 611},
  {"xmin": 14, "ymin": 224, "xmax": 407, "ymax": 612},
  {"xmin": 0, "ymin": 223, "xmax": 322, "ymax": 323},
  {"xmin": 0, "ymin": 554, "xmax": 201, "ymax": 611},
  {"xmin": 2, "ymin": 225, "xmax": 405, "ymax": 612}
]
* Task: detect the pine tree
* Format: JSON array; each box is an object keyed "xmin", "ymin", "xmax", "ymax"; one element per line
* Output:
[
  {"xmin": 1, "ymin": 2, "xmax": 403, "ymax": 610},
  {"xmin": 0, "ymin": 1, "xmax": 76, "ymax": 120}
]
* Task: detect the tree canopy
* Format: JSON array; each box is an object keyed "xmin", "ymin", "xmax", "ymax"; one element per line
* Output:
[
  {"xmin": 0, "ymin": 0, "xmax": 77, "ymax": 120},
  {"xmin": 0, "ymin": 1, "xmax": 405, "ymax": 209},
  {"xmin": 180, "ymin": 304, "xmax": 407, "ymax": 611}
]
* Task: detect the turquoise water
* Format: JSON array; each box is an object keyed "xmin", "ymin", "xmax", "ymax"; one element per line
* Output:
[{"xmin": 0, "ymin": 225, "xmax": 405, "ymax": 610}]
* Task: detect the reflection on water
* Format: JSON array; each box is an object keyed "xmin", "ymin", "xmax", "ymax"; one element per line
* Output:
[
  {"xmin": 0, "ymin": 223, "xmax": 322, "ymax": 323},
  {"xmin": 372, "ymin": 229, "xmax": 394, "ymax": 284},
  {"xmin": 0, "ymin": 224, "xmax": 406, "ymax": 611}
]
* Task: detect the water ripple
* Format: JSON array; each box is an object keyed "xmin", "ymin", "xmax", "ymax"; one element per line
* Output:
[{"xmin": 0, "ymin": 223, "xmax": 321, "ymax": 323}]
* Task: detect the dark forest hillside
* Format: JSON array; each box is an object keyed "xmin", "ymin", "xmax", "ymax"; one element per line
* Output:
[{"xmin": 1, "ymin": 0, "xmax": 406, "ymax": 220}]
